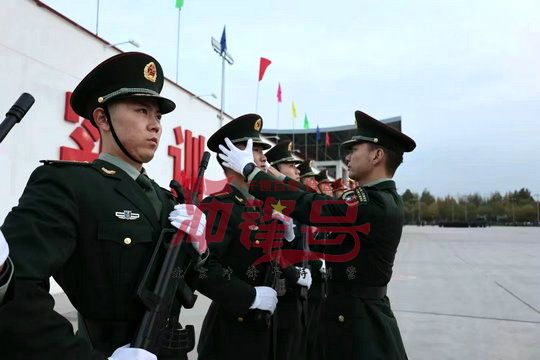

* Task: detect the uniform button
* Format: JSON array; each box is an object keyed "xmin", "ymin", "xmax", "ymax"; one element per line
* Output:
[
  {"xmin": 123, "ymin": 237, "xmax": 132, "ymax": 245},
  {"xmin": 255, "ymin": 240, "xmax": 260, "ymax": 245},
  {"xmin": 338, "ymin": 315, "xmax": 345, "ymax": 322},
  {"xmin": 237, "ymin": 317, "xmax": 244, "ymax": 322}
]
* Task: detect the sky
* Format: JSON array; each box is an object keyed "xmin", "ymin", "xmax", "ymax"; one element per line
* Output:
[{"xmin": 42, "ymin": 0, "xmax": 540, "ymax": 198}]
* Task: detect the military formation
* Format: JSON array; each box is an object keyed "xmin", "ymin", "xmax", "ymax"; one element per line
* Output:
[{"xmin": 0, "ymin": 52, "xmax": 415, "ymax": 359}]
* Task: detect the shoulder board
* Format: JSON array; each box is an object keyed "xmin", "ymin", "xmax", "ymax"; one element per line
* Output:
[{"xmin": 40, "ymin": 160, "xmax": 92, "ymax": 167}]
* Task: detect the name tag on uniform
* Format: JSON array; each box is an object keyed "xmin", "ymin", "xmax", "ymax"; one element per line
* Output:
[{"xmin": 115, "ymin": 210, "xmax": 140, "ymax": 220}]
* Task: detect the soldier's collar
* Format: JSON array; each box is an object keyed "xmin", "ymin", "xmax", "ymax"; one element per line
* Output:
[
  {"xmin": 99, "ymin": 152, "xmax": 142, "ymax": 180},
  {"xmin": 229, "ymin": 182, "xmax": 254, "ymax": 203}
]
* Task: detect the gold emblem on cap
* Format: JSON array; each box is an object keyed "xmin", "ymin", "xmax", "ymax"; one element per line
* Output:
[
  {"xmin": 288, "ymin": 142, "xmax": 293, "ymax": 152},
  {"xmin": 144, "ymin": 62, "xmax": 157, "ymax": 82},
  {"xmin": 254, "ymin": 119, "xmax": 262, "ymax": 132},
  {"xmin": 101, "ymin": 167, "xmax": 116, "ymax": 175}
]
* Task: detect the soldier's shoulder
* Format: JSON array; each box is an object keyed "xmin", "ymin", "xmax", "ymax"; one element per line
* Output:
[
  {"xmin": 341, "ymin": 186, "xmax": 370, "ymax": 206},
  {"xmin": 36, "ymin": 159, "xmax": 96, "ymax": 177},
  {"xmin": 201, "ymin": 190, "xmax": 234, "ymax": 203},
  {"xmin": 40, "ymin": 159, "xmax": 93, "ymax": 167}
]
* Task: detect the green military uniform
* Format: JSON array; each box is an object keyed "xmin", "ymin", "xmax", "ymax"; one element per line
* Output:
[
  {"xmin": 197, "ymin": 114, "xmax": 286, "ymax": 360},
  {"xmin": 265, "ymin": 140, "xmax": 308, "ymax": 360},
  {"xmin": 0, "ymin": 52, "xmax": 195, "ymax": 359},
  {"xmin": 245, "ymin": 111, "xmax": 416, "ymax": 359}
]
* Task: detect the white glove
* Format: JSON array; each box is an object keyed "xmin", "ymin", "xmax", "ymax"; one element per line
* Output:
[
  {"xmin": 168, "ymin": 204, "xmax": 207, "ymax": 254},
  {"xmin": 109, "ymin": 344, "xmax": 156, "ymax": 360},
  {"xmin": 249, "ymin": 286, "xmax": 278, "ymax": 314},
  {"xmin": 0, "ymin": 230, "xmax": 8, "ymax": 269},
  {"xmin": 218, "ymin": 137, "xmax": 256, "ymax": 175},
  {"xmin": 296, "ymin": 267, "xmax": 312, "ymax": 289},
  {"xmin": 271, "ymin": 212, "xmax": 296, "ymax": 242},
  {"xmin": 263, "ymin": 160, "xmax": 271, "ymax": 172},
  {"xmin": 319, "ymin": 259, "xmax": 326, "ymax": 274}
]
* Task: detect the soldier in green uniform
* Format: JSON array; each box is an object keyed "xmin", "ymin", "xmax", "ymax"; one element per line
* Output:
[
  {"xmin": 196, "ymin": 114, "xmax": 309, "ymax": 360},
  {"xmin": 297, "ymin": 160, "xmax": 320, "ymax": 192},
  {"xmin": 315, "ymin": 169, "xmax": 335, "ymax": 197},
  {"xmin": 0, "ymin": 52, "xmax": 207, "ymax": 360},
  {"xmin": 217, "ymin": 110, "xmax": 416, "ymax": 360},
  {"xmin": 264, "ymin": 140, "xmax": 311, "ymax": 360}
]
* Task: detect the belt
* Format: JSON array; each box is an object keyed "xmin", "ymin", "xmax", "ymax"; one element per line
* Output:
[{"xmin": 328, "ymin": 282, "xmax": 387, "ymax": 299}]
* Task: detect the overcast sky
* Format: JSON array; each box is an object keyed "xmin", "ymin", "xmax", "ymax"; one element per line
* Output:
[{"xmin": 43, "ymin": 0, "xmax": 540, "ymax": 198}]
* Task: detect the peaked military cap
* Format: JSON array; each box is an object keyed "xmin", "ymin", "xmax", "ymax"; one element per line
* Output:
[
  {"xmin": 297, "ymin": 160, "xmax": 320, "ymax": 179},
  {"xmin": 207, "ymin": 113, "xmax": 272, "ymax": 152},
  {"xmin": 71, "ymin": 52, "xmax": 176, "ymax": 123},
  {"xmin": 332, "ymin": 178, "xmax": 348, "ymax": 192},
  {"xmin": 341, "ymin": 111, "xmax": 416, "ymax": 153},
  {"xmin": 265, "ymin": 140, "xmax": 303, "ymax": 166},
  {"xmin": 315, "ymin": 169, "xmax": 335, "ymax": 183}
]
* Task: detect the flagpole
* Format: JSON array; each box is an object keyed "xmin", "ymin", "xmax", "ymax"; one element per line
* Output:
[
  {"xmin": 316, "ymin": 137, "xmax": 319, "ymax": 161},
  {"xmin": 255, "ymin": 81, "xmax": 260, "ymax": 113},
  {"xmin": 95, "ymin": 0, "xmax": 100, "ymax": 35},
  {"xmin": 292, "ymin": 117, "xmax": 295, "ymax": 148},
  {"xmin": 304, "ymin": 132, "xmax": 307, "ymax": 158},
  {"xmin": 220, "ymin": 56, "xmax": 225, "ymax": 126},
  {"xmin": 175, "ymin": 8, "xmax": 181, "ymax": 83}
]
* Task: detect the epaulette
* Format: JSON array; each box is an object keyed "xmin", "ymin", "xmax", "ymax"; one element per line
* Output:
[
  {"xmin": 341, "ymin": 186, "xmax": 369, "ymax": 206},
  {"xmin": 40, "ymin": 160, "xmax": 92, "ymax": 166}
]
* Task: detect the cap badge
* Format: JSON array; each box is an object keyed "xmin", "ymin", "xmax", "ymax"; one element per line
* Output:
[
  {"xmin": 144, "ymin": 62, "xmax": 157, "ymax": 82},
  {"xmin": 254, "ymin": 119, "xmax": 262, "ymax": 131}
]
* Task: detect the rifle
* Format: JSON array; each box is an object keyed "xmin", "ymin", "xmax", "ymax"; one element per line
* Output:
[
  {"xmin": 0, "ymin": 93, "xmax": 35, "ymax": 143},
  {"xmin": 132, "ymin": 151, "xmax": 210, "ymax": 356}
]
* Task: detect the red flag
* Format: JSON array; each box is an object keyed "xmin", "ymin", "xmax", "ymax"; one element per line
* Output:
[
  {"xmin": 258, "ymin": 57, "xmax": 272, "ymax": 81},
  {"xmin": 277, "ymin": 83, "xmax": 282, "ymax": 103},
  {"xmin": 325, "ymin": 132, "xmax": 331, "ymax": 147}
]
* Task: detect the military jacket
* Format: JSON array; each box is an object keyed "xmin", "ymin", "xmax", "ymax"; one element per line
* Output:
[
  {"xmin": 248, "ymin": 171, "xmax": 408, "ymax": 360},
  {"xmin": 0, "ymin": 159, "xmax": 179, "ymax": 359}
]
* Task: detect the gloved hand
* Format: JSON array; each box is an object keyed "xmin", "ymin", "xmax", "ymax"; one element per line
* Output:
[
  {"xmin": 0, "ymin": 230, "xmax": 8, "ymax": 270},
  {"xmin": 263, "ymin": 160, "xmax": 271, "ymax": 172},
  {"xmin": 168, "ymin": 204, "xmax": 207, "ymax": 254},
  {"xmin": 109, "ymin": 344, "xmax": 156, "ymax": 360},
  {"xmin": 296, "ymin": 267, "xmax": 312, "ymax": 289},
  {"xmin": 271, "ymin": 212, "xmax": 296, "ymax": 242},
  {"xmin": 249, "ymin": 286, "xmax": 278, "ymax": 314},
  {"xmin": 218, "ymin": 138, "xmax": 256, "ymax": 175},
  {"xmin": 319, "ymin": 259, "xmax": 326, "ymax": 274}
]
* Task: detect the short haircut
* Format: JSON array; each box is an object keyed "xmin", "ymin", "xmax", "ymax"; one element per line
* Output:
[{"xmin": 367, "ymin": 143, "xmax": 403, "ymax": 176}]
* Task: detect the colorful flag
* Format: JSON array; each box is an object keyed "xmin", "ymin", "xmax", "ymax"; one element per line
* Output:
[
  {"xmin": 277, "ymin": 83, "xmax": 282, "ymax": 103},
  {"xmin": 175, "ymin": 0, "xmax": 184, "ymax": 9},
  {"xmin": 258, "ymin": 57, "xmax": 272, "ymax": 81},
  {"xmin": 292, "ymin": 101, "xmax": 297, "ymax": 118},
  {"xmin": 325, "ymin": 132, "xmax": 331, "ymax": 147},
  {"xmin": 220, "ymin": 26, "xmax": 227, "ymax": 55},
  {"xmin": 303, "ymin": 114, "xmax": 309, "ymax": 129}
]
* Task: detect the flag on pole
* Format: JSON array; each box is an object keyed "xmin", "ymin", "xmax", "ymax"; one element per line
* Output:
[
  {"xmin": 325, "ymin": 132, "xmax": 331, "ymax": 147},
  {"xmin": 277, "ymin": 83, "xmax": 282, "ymax": 103},
  {"xmin": 316, "ymin": 125, "xmax": 321, "ymax": 142},
  {"xmin": 292, "ymin": 101, "xmax": 297, "ymax": 118},
  {"xmin": 220, "ymin": 26, "xmax": 227, "ymax": 55},
  {"xmin": 258, "ymin": 57, "xmax": 272, "ymax": 81},
  {"xmin": 303, "ymin": 114, "xmax": 309, "ymax": 129},
  {"xmin": 175, "ymin": 0, "xmax": 184, "ymax": 8}
]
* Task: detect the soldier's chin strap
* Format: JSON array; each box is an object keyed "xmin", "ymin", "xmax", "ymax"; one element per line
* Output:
[{"xmin": 104, "ymin": 106, "xmax": 143, "ymax": 166}]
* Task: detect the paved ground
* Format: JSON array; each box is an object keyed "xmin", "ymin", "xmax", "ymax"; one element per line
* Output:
[{"xmin": 53, "ymin": 226, "xmax": 540, "ymax": 359}]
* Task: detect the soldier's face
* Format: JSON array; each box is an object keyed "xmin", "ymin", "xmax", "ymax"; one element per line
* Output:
[
  {"xmin": 346, "ymin": 143, "xmax": 374, "ymax": 182},
  {"xmin": 318, "ymin": 182, "xmax": 333, "ymax": 196},
  {"xmin": 302, "ymin": 176, "xmax": 318, "ymax": 191},
  {"xmin": 106, "ymin": 99, "xmax": 162, "ymax": 165},
  {"xmin": 277, "ymin": 163, "xmax": 300, "ymax": 181},
  {"xmin": 235, "ymin": 143, "xmax": 268, "ymax": 170}
]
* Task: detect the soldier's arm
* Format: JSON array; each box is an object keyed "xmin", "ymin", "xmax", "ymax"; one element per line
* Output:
[
  {"xmin": 248, "ymin": 169, "xmax": 362, "ymax": 226},
  {"xmin": 195, "ymin": 197, "xmax": 257, "ymax": 314},
  {"xmin": 0, "ymin": 165, "xmax": 106, "ymax": 359}
]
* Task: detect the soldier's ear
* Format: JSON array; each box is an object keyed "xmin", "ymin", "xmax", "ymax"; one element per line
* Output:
[
  {"xmin": 93, "ymin": 107, "xmax": 110, "ymax": 132},
  {"xmin": 371, "ymin": 148, "xmax": 385, "ymax": 165}
]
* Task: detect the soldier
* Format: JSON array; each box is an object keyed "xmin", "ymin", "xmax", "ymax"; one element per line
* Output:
[
  {"xmin": 265, "ymin": 140, "xmax": 311, "ymax": 360},
  {"xmin": 297, "ymin": 160, "xmax": 320, "ymax": 192},
  {"xmin": 0, "ymin": 52, "xmax": 207, "ymax": 360},
  {"xmin": 315, "ymin": 169, "xmax": 335, "ymax": 197},
  {"xmin": 218, "ymin": 110, "xmax": 416, "ymax": 359},
  {"xmin": 332, "ymin": 178, "xmax": 348, "ymax": 199}
]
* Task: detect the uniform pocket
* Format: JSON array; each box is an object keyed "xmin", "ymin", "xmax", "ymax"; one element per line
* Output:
[{"xmin": 97, "ymin": 221, "xmax": 154, "ymax": 286}]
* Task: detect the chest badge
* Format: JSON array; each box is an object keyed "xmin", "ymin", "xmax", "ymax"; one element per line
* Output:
[
  {"xmin": 248, "ymin": 225, "xmax": 259, "ymax": 231},
  {"xmin": 115, "ymin": 210, "xmax": 140, "ymax": 220}
]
